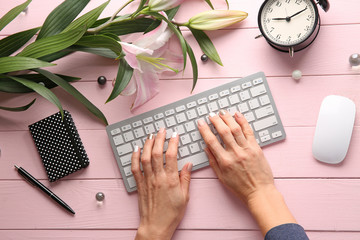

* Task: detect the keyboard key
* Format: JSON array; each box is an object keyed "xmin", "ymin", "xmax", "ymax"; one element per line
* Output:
[
  {"xmin": 144, "ymin": 124, "xmax": 155, "ymax": 134},
  {"xmin": 180, "ymin": 134, "xmax": 192, "ymax": 145},
  {"xmin": 187, "ymin": 101, "xmax": 197, "ymax": 108},
  {"xmin": 127, "ymin": 176, "xmax": 136, "ymax": 188},
  {"xmin": 185, "ymin": 121, "xmax": 196, "ymax": 132},
  {"xmin": 191, "ymin": 131, "xmax": 202, "ymax": 141},
  {"xmin": 117, "ymin": 144, "xmax": 133, "ymax": 156},
  {"xmin": 186, "ymin": 109, "xmax": 197, "ymax": 120},
  {"xmin": 120, "ymin": 154, "xmax": 132, "ymax": 167},
  {"xmin": 121, "ymin": 124, "xmax": 131, "ymax": 132},
  {"xmin": 261, "ymin": 135, "xmax": 271, "ymax": 143},
  {"xmin": 197, "ymin": 105, "xmax": 208, "ymax": 116},
  {"xmin": 179, "ymin": 146, "xmax": 190, "ymax": 158},
  {"xmin": 132, "ymin": 121, "xmax": 142, "ymax": 128},
  {"xmin": 229, "ymin": 94, "xmax": 240, "ymax": 105},
  {"xmin": 219, "ymin": 89, "xmax": 230, "ymax": 97},
  {"xmin": 132, "ymin": 139, "xmax": 143, "ymax": 148},
  {"xmin": 110, "ymin": 128, "xmax": 121, "ymax": 136},
  {"xmin": 209, "ymin": 93, "xmax": 219, "ymax": 101},
  {"xmin": 165, "ymin": 116, "xmax": 177, "ymax": 127},
  {"xmin": 134, "ymin": 127, "xmax": 145, "ymax": 138},
  {"xmin": 176, "ymin": 112, "xmax": 187, "ymax": 123},
  {"xmin": 208, "ymin": 102, "xmax": 219, "ymax": 112},
  {"xmin": 174, "ymin": 125, "xmax": 185, "ymax": 135},
  {"xmin": 218, "ymin": 98, "xmax": 229, "ymax": 108},
  {"xmin": 249, "ymin": 98, "xmax": 260, "ymax": 110},
  {"xmin": 124, "ymin": 165, "xmax": 132, "ymax": 177},
  {"xmin": 238, "ymin": 102, "xmax": 249, "ymax": 113},
  {"xmin": 165, "ymin": 109, "xmax": 175, "ymax": 116},
  {"xmin": 259, "ymin": 95, "xmax": 271, "ymax": 106},
  {"xmin": 255, "ymin": 105, "xmax": 274, "ymax": 119},
  {"xmin": 259, "ymin": 130, "xmax": 269, "ymax": 137},
  {"xmin": 231, "ymin": 85, "xmax": 241, "ymax": 93},
  {"xmin": 272, "ymin": 131, "xmax": 283, "ymax": 139},
  {"xmin": 143, "ymin": 117, "xmax": 153, "ymax": 124},
  {"xmin": 176, "ymin": 105, "xmax": 186, "ymax": 112},
  {"xmin": 189, "ymin": 142, "xmax": 201, "ymax": 154},
  {"xmin": 253, "ymin": 77, "xmax": 263, "ymax": 85},
  {"xmin": 250, "ymin": 84, "xmax": 267, "ymax": 97},
  {"xmin": 154, "ymin": 113, "xmax": 164, "ymax": 120},
  {"xmin": 165, "ymin": 129, "xmax": 173, "ymax": 139},
  {"xmin": 123, "ymin": 132, "xmax": 135, "ymax": 142},
  {"xmin": 177, "ymin": 152, "xmax": 208, "ymax": 170},
  {"xmin": 199, "ymin": 141, "xmax": 206, "ymax": 149},
  {"xmin": 253, "ymin": 116, "xmax": 278, "ymax": 131},
  {"xmin": 227, "ymin": 106, "xmax": 237, "ymax": 116},
  {"xmin": 240, "ymin": 90, "xmax": 251, "ymax": 101},
  {"xmin": 113, "ymin": 135, "xmax": 124, "ymax": 146},
  {"xmin": 242, "ymin": 82, "xmax": 252, "ymax": 89},
  {"xmin": 155, "ymin": 120, "xmax": 166, "ymax": 131},
  {"xmin": 244, "ymin": 112, "xmax": 255, "ymax": 122},
  {"xmin": 197, "ymin": 97, "xmax": 208, "ymax": 105}
]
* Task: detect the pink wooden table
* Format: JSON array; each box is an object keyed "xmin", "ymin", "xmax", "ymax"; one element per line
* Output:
[{"xmin": 1, "ymin": 0, "xmax": 360, "ymax": 239}]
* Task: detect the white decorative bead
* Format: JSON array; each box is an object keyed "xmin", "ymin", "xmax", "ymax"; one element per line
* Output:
[
  {"xmin": 96, "ymin": 192, "xmax": 105, "ymax": 201},
  {"xmin": 349, "ymin": 53, "xmax": 360, "ymax": 66},
  {"xmin": 38, "ymin": 82, "xmax": 45, "ymax": 86},
  {"xmin": 292, "ymin": 70, "xmax": 302, "ymax": 80}
]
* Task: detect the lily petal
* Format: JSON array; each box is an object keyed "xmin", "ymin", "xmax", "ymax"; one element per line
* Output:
[{"xmin": 148, "ymin": 0, "xmax": 185, "ymax": 11}]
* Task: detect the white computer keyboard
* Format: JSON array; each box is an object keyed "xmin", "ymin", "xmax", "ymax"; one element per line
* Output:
[{"xmin": 106, "ymin": 72, "xmax": 286, "ymax": 192}]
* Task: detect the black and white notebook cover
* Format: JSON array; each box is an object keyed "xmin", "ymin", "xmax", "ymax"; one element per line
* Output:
[{"xmin": 28, "ymin": 110, "xmax": 89, "ymax": 182}]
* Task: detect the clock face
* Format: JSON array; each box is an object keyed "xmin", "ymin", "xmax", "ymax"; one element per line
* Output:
[{"xmin": 259, "ymin": 0, "xmax": 318, "ymax": 47}]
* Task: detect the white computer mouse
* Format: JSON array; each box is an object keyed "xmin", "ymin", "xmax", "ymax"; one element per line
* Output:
[{"xmin": 312, "ymin": 95, "xmax": 356, "ymax": 164}]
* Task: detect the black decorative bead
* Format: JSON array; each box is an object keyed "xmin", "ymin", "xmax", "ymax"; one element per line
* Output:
[
  {"xmin": 201, "ymin": 54, "xmax": 209, "ymax": 62},
  {"xmin": 97, "ymin": 76, "xmax": 107, "ymax": 85}
]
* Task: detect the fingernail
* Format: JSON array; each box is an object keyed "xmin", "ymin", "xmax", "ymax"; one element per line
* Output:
[
  {"xmin": 172, "ymin": 132, "xmax": 178, "ymax": 138},
  {"xmin": 197, "ymin": 119, "xmax": 205, "ymax": 126},
  {"xmin": 148, "ymin": 133, "xmax": 154, "ymax": 140},
  {"xmin": 159, "ymin": 128, "xmax": 165, "ymax": 134},
  {"xmin": 134, "ymin": 145, "xmax": 139, "ymax": 153},
  {"xmin": 187, "ymin": 162, "xmax": 193, "ymax": 171},
  {"xmin": 235, "ymin": 112, "xmax": 242, "ymax": 118},
  {"xmin": 209, "ymin": 112, "xmax": 216, "ymax": 117},
  {"xmin": 219, "ymin": 109, "xmax": 227, "ymax": 116}
]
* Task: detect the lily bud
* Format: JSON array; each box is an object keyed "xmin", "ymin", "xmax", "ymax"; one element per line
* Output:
[
  {"xmin": 186, "ymin": 10, "xmax": 248, "ymax": 31},
  {"xmin": 148, "ymin": 0, "xmax": 185, "ymax": 12}
]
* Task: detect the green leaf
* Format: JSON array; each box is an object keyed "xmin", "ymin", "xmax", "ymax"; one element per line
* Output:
[
  {"xmin": 0, "ymin": 27, "xmax": 40, "ymax": 57},
  {"xmin": 146, "ymin": 12, "xmax": 187, "ymax": 70},
  {"xmin": 18, "ymin": 26, "xmax": 87, "ymax": 59},
  {"xmin": 99, "ymin": 18, "xmax": 157, "ymax": 36},
  {"xmin": 0, "ymin": 73, "xmax": 80, "ymax": 93},
  {"xmin": 204, "ymin": 0, "xmax": 214, "ymax": 9},
  {"xmin": 106, "ymin": 58, "xmax": 133, "ymax": 103},
  {"xmin": 8, "ymin": 76, "xmax": 64, "ymax": 117},
  {"xmin": 34, "ymin": 68, "xmax": 108, "ymax": 125},
  {"xmin": 0, "ymin": 56, "xmax": 55, "ymax": 74},
  {"xmin": 133, "ymin": 0, "xmax": 147, "ymax": 17},
  {"xmin": 63, "ymin": 1, "xmax": 109, "ymax": 33},
  {"xmin": 0, "ymin": 99, "xmax": 36, "ymax": 112},
  {"xmin": 189, "ymin": 28, "xmax": 223, "ymax": 66},
  {"xmin": 37, "ymin": 0, "xmax": 90, "ymax": 39},
  {"xmin": 186, "ymin": 42, "xmax": 198, "ymax": 93},
  {"xmin": 165, "ymin": 6, "xmax": 180, "ymax": 20},
  {"xmin": 39, "ymin": 50, "xmax": 74, "ymax": 63},
  {"xmin": 67, "ymin": 46, "xmax": 117, "ymax": 59},
  {"xmin": 75, "ymin": 35, "xmax": 122, "ymax": 55},
  {"xmin": 0, "ymin": 0, "xmax": 31, "ymax": 31},
  {"xmin": 143, "ymin": 20, "xmax": 161, "ymax": 34}
]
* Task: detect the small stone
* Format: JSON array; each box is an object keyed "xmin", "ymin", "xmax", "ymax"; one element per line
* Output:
[
  {"xmin": 292, "ymin": 70, "xmax": 302, "ymax": 80},
  {"xmin": 97, "ymin": 76, "xmax": 107, "ymax": 85},
  {"xmin": 349, "ymin": 53, "xmax": 360, "ymax": 66},
  {"xmin": 96, "ymin": 192, "xmax": 105, "ymax": 201},
  {"xmin": 201, "ymin": 54, "xmax": 208, "ymax": 62}
]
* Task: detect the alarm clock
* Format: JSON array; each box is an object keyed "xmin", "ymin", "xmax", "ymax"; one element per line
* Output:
[{"xmin": 257, "ymin": 0, "xmax": 330, "ymax": 57}]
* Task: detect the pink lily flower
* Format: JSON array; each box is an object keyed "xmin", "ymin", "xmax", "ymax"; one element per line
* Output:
[
  {"xmin": 148, "ymin": 0, "xmax": 185, "ymax": 11},
  {"xmin": 186, "ymin": 10, "xmax": 248, "ymax": 31},
  {"xmin": 119, "ymin": 17, "xmax": 183, "ymax": 110}
]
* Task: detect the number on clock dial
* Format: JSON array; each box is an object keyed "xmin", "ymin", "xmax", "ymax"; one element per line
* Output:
[{"xmin": 261, "ymin": 0, "xmax": 316, "ymax": 46}]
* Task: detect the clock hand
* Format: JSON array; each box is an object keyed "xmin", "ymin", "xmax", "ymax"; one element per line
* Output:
[
  {"xmin": 289, "ymin": 6, "xmax": 308, "ymax": 19},
  {"xmin": 272, "ymin": 17, "xmax": 288, "ymax": 20}
]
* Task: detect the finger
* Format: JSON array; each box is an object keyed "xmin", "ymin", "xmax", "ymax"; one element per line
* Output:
[
  {"xmin": 165, "ymin": 132, "xmax": 179, "ymax": 173},
  {"xmin": 131, "ymin": 145, "xmax": 144, "ymax": 189},
  {"xmin": 197, "ymin": 118, "xmax": 226, "ymax": 160},
  {"xmin": 180, "ymin": 162, "xmax": 192, "ymax": 198},
  {"xmin": 204, "ymin": 147, "xmax": 222, "ymax": 178},
  {"xmin": 141, "ymin": 133, "xmax": 155, "ymax": 177},
  {"xmin": 234, "ymin": 112, "xmax": 257, "ymax": 143},
  {"xmin": 208, "ymin": 112, "xmax": 238, "ymax": 149},
  {"xmin": 219, "ymin": 110, "xmax": 247, "ymax": 146},
  {"xmin": 151, "ymin": 128, "xmax": 166, "ymax": 173}
]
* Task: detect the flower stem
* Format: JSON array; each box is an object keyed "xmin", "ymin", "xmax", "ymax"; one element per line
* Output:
[{"xmin": 110, "ymin": 0, "xmax": 135, "ymax": 21}]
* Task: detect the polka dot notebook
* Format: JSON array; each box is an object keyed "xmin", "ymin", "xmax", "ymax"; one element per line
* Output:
[{"xmin": 28, "ymin": 110, "xmax": 89, "ymax": 182}]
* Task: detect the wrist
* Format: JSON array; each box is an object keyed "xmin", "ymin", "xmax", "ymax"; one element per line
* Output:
[{"xmin": 135, "ymin": 225, "xmax": 174, "ymax": 240}]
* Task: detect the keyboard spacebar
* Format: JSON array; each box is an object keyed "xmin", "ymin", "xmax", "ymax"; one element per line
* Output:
[{"xmin": 177, "ymin": 152, "xmax": 208, "ymax": 171}]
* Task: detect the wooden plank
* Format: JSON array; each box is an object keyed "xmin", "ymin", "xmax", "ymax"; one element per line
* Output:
[
  {"xmin": 1, "ymin": 179, "xmax": 360, "ymax": 231},
  {"xmin": 1, "ymin": 127, "xmax": 359, "ymax": 180},
  {"xmin": 2, "ymin": 229, "xmax": 360, "ymax": 240}
]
